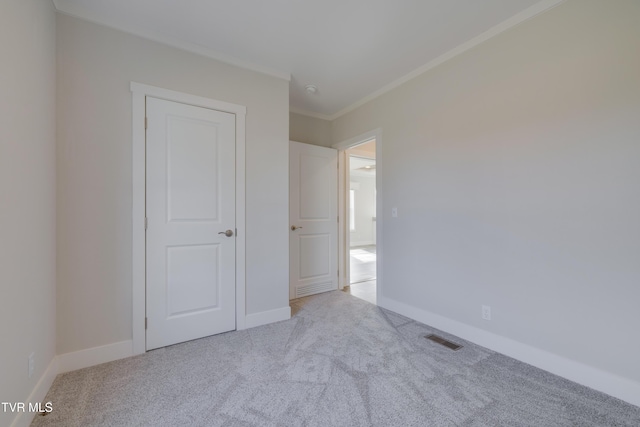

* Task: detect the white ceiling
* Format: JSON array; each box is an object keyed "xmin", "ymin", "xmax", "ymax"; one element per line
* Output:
[{"xmin": 53, "ymin": 0, "xmax": 562, "ymax": 119}]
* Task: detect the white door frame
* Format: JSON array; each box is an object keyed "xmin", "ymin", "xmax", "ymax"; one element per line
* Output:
[
  {"xmin": 332, "ymin": 128, "xmax": 382, "ymax": 300},
  {"xmin": 131, "ymin": 82, "xmax": 246, "ymax": 355}
]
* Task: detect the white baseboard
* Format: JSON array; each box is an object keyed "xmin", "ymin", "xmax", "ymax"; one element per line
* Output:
[
  {"xmin": 57, "ymin": 340, "xmax": 133, "ymax": 374},
  {"xmin": 378, "ymin": 295, "xmax": 640, "ymax": 408},
  {"xmin": 10, "ymin": 357, "xmax": 58, "ymax": 427},
  {"xmin": 245, "ymin": 306, "xmax": 291, "ymax": 329}
]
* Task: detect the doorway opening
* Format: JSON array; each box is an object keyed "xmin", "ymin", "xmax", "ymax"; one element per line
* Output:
[{"xmin": 344, "ymin": 139, "xmax": 377, "ymax": 305}]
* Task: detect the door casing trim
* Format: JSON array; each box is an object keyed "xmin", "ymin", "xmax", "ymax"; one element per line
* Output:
[
  {"xmin": 333, "ymin": 128, "xmax": 382, "ymax": 298},
  {"xmin": 131, "ymin": 82, "xmax": 246, "ymax": 355}
]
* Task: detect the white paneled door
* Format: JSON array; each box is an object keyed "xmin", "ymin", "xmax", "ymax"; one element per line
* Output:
[
  {"xmin": 289, "ymin": 141, "xmax": 338, "ymax": 299},
  {"xmin": 146, "ymin": 97, "xmax": 236, "ymax": 350}
]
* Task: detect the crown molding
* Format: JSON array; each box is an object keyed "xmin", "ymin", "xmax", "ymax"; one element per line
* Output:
[
  {"xmin": 326, "ymin": 0, "xmax": 567, "ymax": 121},
  {"xmin": 52, "ymin": 0, "xmax": 291, "ymax": 82},
  {"xmin": 53, "ymin": 0, "xmax": 565, "ymax": 118},
  {"xmin": 289, "ymin": 107, "xmax": 333, "ymax": 121}
]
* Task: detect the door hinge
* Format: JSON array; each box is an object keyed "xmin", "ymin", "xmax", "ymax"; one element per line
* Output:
[
  {"xmin": 145, "ymin": 117, "xmax": 148, "ymax": 130},
  {"xmin": 337, "ymin": 270, "xmax": 339, "ymax": 277},
  {"xmin": 145, "ymin": 317, "xmax": 148, "ymax": 330},
  {"xmin": 144, "ymin": 217, "xmax": 148, "ymax": 230},
  {"xmin": 337, "ymin": 216, "xmax": 339, "ymax": 223}
]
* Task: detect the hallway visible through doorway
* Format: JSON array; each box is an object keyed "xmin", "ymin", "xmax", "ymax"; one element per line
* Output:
[
  {"xmin": 336, "ymin": 134, "xmax": 378, "ymax": 304},
  {"xmin": 350, "ymin": 245, "xmax": 376, "ymax": 283},
  {"xmin": 346, "ymin": 245, "xmax": 376, "ymax": 304}
]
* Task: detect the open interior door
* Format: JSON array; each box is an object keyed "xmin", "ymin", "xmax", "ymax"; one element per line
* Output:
[{"xmin": 289, "ymin": 141, "xmax": 338, "ymax": 299}]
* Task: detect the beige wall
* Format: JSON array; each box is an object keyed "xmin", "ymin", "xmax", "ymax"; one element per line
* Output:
[
  {"xmin": 0, "ymin": 0, "xmax": 57, "ymax": 424},
  {"xmin": 349, "ymin": 174, "xmax": 376, "ymax": 247},
  {"xmin": 290, "ymin": 112, "xmax": 332, "ymax": 147},
  {"xmin": 333, "ymin": 0, "xmax": 640, "ymax": 384},
  {"xmin": 56, "ymin": 15, "xmax": 290, "ymax": 354}
]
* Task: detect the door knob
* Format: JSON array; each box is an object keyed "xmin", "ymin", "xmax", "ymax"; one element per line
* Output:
[
  {"xmin": 218, "ymin": 230, "xmax": 234, "ymax": 237},
  {"xmin": 291, "ymin": 225, "xmax": 303, "ymax": 231}
]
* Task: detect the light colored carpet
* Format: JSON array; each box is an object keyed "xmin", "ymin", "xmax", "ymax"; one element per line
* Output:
[{"xmin": 32, "ymin": 291, "xmax": 639, "ymax": 426}]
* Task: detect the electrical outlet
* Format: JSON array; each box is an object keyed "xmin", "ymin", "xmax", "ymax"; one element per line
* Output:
[
  {"xmin": 482, "ymin": 305, "xmax": 491, "ymax": 321},
  {"xmin": 28, "ymin": 352, "xmax": 35, "ymax": 378}
]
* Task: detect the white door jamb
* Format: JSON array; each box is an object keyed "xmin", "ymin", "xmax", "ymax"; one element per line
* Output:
[{"xmin": 332, "ymin": 128, "xmax": 382, "ymax": 299}]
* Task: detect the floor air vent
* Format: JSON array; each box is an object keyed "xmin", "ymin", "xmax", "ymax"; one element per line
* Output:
[{"xmin": 425, "ymin": 334, "xmax": 462, "ymax": 351}]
